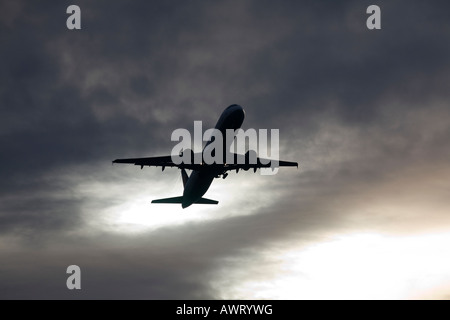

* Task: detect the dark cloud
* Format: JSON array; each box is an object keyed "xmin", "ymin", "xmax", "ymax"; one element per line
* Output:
[{"xmin": 1, "ymin": 0, "xmax": 450, "ymax": 299}]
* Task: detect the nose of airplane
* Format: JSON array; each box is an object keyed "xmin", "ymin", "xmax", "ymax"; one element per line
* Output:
[
  {"xmin": 228, "ymin": 104, "xmax": 244, "ymax": 113},
  {"xmin": 228, "ymin": 104, "xmax": 245, "ymax": 122},
  {"xmin": 236, "ymin": 105, "xmax": 245, "ymax": 117}
]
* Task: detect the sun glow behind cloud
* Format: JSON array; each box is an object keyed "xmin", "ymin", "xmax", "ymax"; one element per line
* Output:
[
  {"xmin": 215, "ymin": 232, "xmax": 450, "ymax": 299},
  {"xmin": 109, "ymin": 172, "xmax": 281, "ymax": 232},
  {"xmin": 67, "ymin": 163, "xmax": 283, "ymax": 234}
]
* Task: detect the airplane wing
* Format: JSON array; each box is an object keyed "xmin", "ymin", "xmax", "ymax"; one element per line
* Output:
[
  {"xmin": 112, "ymin": 155, "xmax": 203, "ymax": 170},
  {"xmin": 113, "ymin": 152, "xmax": 297, "ymax": 171},
  {"xmin": 223, "ymin": 153, "xmax": 298, "ymax": 172}
]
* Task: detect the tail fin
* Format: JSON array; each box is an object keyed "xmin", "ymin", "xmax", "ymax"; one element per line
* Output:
[
  {"xmin": 151, "ymin": 196, "xmax": 183, "ymax": 204},
  {"xmin": 195, "ymin": 198, "xmax": 218, "ymax": 205},
  {"xmin": 181, "ymin": 168, "xmax": 189, "ymax": 188},
  {"xmin": 151, "ymin": 170, "xmax": 218, "ymax": 206},
  {"xmin": 151, "ymin": 196, "xmax": 218, "ymax": 205}
]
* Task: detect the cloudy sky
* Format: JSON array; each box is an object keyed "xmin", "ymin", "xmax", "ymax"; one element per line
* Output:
[{"xmin": 1, "ymin": 0, "xmax": 450, "ymax": 299}]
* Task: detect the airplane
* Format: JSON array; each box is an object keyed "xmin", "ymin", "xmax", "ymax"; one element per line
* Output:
[{"xmin": 113, "ymin": 104, "xmax": 298, "ymax": 208}]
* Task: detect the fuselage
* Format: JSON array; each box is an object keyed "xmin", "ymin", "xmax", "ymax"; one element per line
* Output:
[{"xmin": 182, "ymin": 104, "xmax": 245, "ymax": 208}]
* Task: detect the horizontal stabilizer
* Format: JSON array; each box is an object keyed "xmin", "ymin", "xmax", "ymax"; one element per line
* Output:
[
  {"xmin": 151, "ymin": 196, "xmax": 183, "ymax": 204},
  {"xmin": 151, "ymin": 196, "xmax": 218, "ymax": 205},
  {"xmin": 195, "ymin": 198, "xmax": 219, "ymax": 205}
]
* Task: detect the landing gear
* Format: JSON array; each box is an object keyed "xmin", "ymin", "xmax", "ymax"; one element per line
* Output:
[{"xmin": 215, "ymin": 172, "xmax": 229, "ymax": 179}]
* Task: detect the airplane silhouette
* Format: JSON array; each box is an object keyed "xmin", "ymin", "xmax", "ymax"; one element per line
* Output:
[{"xmin": 113, "ymin": 104, "xmax": 298, "ymax": 208}]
